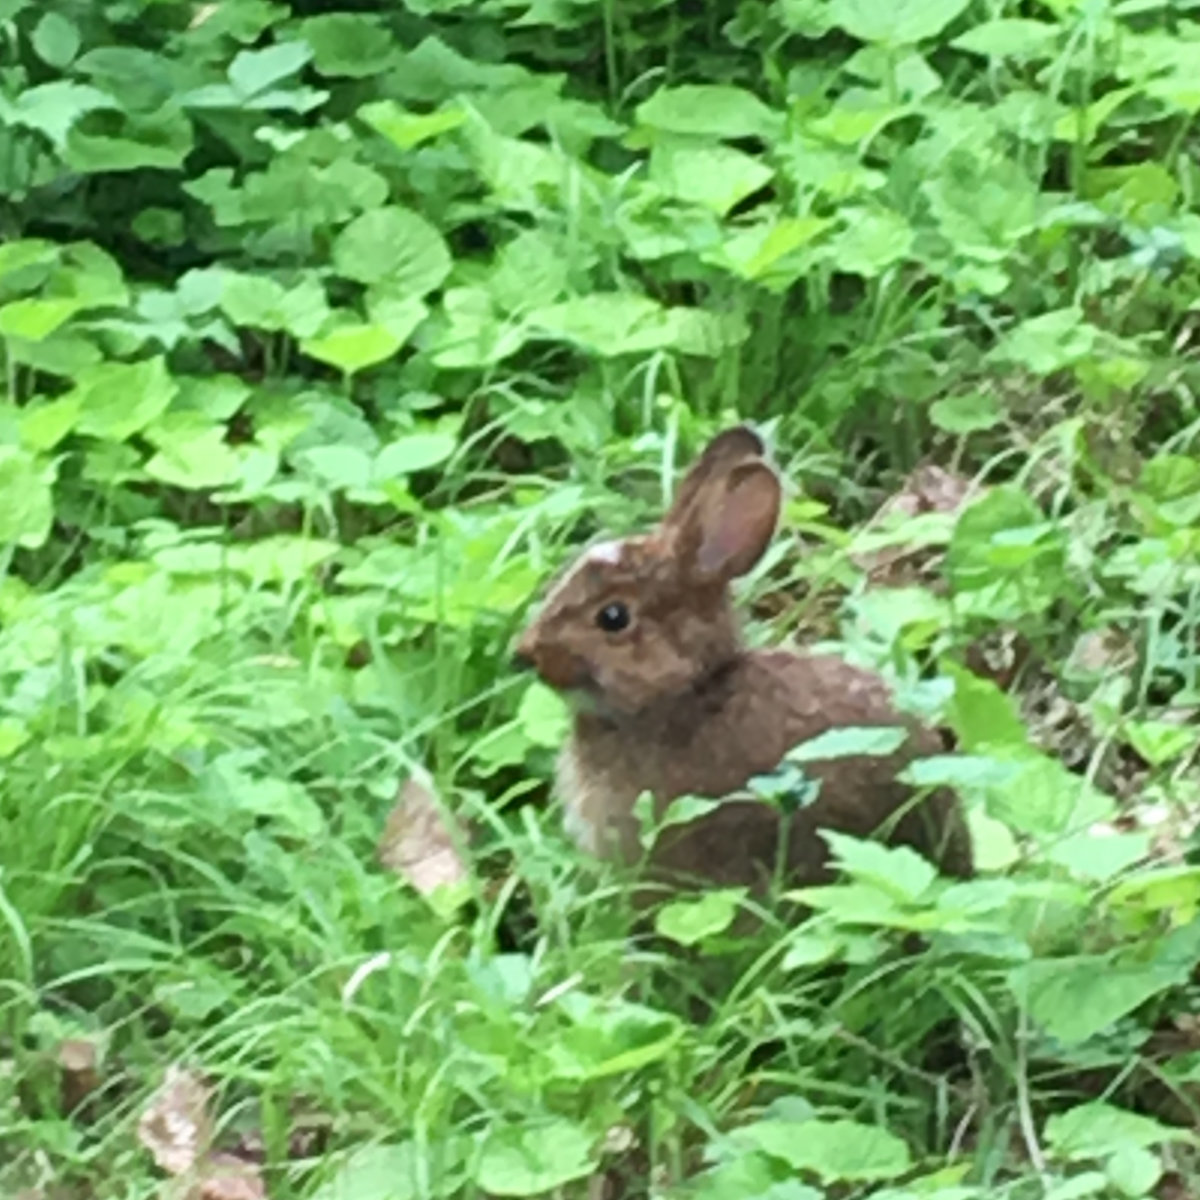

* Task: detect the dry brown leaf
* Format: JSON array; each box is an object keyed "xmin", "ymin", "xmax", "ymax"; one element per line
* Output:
[
  {"xmin": 138, "ymin": 1065, "xmax": 214, "ymax": 1177},
  {"xmin": 853, "ymin": 465, "xmax": 982, "ymax": 586},
  {"xmin": 377, "ymin": 774, "xmax": 469, "ymax": 896},
  {"xmin": 189, "ymin": 1153, "xmax": 267, "ymax": 1200},
  {"xmin": 58, "ymin": 1037, "xmax": 101, "ymax": 1113}
]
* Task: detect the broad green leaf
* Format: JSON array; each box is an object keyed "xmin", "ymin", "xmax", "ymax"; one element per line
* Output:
[
  {"xmin": 72, "ymin": 357, "xmax": 178, "ymax": 442},
  {"xmin": 636, "ymin": 84, "xmax": 783, "ymax": 140},
  {"xmin": 358, "ymin": 99, "xmax": 466, "ymax": 150},
  {"xmin": 300, "ymin": 445, "xmax": 374, "ymax": 490},
  {"xmin": 530, "ymin": 293, "xmax": 709, "ymax": 357},
  {"xmin": 953, "ymin": 18, "xmax": 1060, "ymax": 59},
  {"xmin": 0, "ymin": 446, "xmax": 55, "ymax": 549},
  {"xmin": 1105, "ymin": 1146, "xmax": 1163, "ymax": 1197},
  {"xmin": 930, "ymin": 392, "xmax": 1004, "ymax": 434},
  {"xmin": 516, "ymin": 681, "xmax": 569, "ymax": 748},
  {"xmin": 310, "ymin": 1138, "xmax": 468, "ymax": 1200},
  {"xmin": 473, "ymin": 1118, "xmax": 595, "ymax": 1196},
  {"xmin": 1, "ymin": 82, "xmax": 116, "ymax": 148},
  {"xmin": 65, "ymin": 107, "xmax": 194, "ymax": 173},
  {"xmin": 821, "ymin": 833, "xmax": 939, "ymax": 901},
  {"xmin": 709, "ymin": 217, "xmax": 833, "ymax": 284},
  {"xmin": 375, "ymin": 433, "xmax": 456, "ymax": 478},
  {"xmin": 733, "ymin": 1118, "xmax": 911, "ymax": 1182},
  {"xmin": 687, "ymin": 1153, "xmax": 822, "ymax": 1200},
  {"xmin": 32, "ymin": 11, "xmax": 80, "ymax": 68},
  {"xmin": 989, "ymin": 309, "xmax": 1098, "ymax": 374},
  {"xmin": 143, "ymin": 417, "xmax": 244, "ymax": 489},
  {"xmin": 1124, "ymin": 719, "xmax": 1198, "ymax": 766},
  {"xmin": 943, "ymin": 661, "xmax": 1027, "ymax": 751},
  {"xmin": 228, "ymin": 41, "xmax": 313, "ymax": 97},
  {"xmin": 301, "ymin": 322, "xmax": 402, "ymax": 374},
  {"xmin": 19, "ymin": 396, "xmax": 81, "ymax": 451},
  {"xmin": 788, "ymin": 725, "xmax": 908, "ymax": 762},
  {"xmin": 1015, "ymin": 957, "xmax": 1188, "ymax": 1045},
  {"xmin": 333, "ymin": 207, "xmax": 452, "ymax": 294},
  {"xmin": 220, "ymin": 271, "xmax": 329, "ymax": 338},
  {"xmin": 0, "ymin": 298, "xmax": 79, "ymax": 341},
  {"xmin": 650, "ymin": 136, "xmax": 773, "ymax": 216},
  {"xmin": 301, "ymin": 14, "xmax": 397, "ymax": 77},
  {"xmin": 656, "ymin": 889, "xmax": 747, "ymax": 945},
  {"xmin": 829, "ymin": 0, "xmax": 971, "ymax": 45},
  {"xmin": 546, "ymin": 994, "xmax": 684, "ymax": 1080},
  {"xmin": 828, "ymin": 207, "xmax": 914, "ymax": 276},
  {"xmin": 1045, "ymin": 1101, "xmax": 1188, "ymax": 1159}
]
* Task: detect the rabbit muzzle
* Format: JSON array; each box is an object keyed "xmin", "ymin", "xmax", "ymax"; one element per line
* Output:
[{"xmin": 512, "ymin": 632, "xmax": 592, "ymax": 694}]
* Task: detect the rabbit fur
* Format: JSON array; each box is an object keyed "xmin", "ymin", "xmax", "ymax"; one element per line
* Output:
[{"xmin": 514, "ymin": 425, "xmax": 973, "ymax": 892}]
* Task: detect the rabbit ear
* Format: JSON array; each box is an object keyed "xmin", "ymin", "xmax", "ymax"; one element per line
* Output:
[
  {"xmin": 680, "ymin": 460, "xmax": 782, "ymax": 582},
  {"xmin": 661, "ymin": 425, "xmax": 765, "ymax": 535}
]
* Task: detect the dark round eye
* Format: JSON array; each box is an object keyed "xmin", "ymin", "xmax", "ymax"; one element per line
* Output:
[{"xmin": 595, "ymin": 601, "xmax": 631, "ymax": 633}]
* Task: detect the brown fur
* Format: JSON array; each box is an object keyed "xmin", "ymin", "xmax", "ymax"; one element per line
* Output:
[{"xmin": 513, "ymin": 426, "xmax": 973, "ymax": 893}]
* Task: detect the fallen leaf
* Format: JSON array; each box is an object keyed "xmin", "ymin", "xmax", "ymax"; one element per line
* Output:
[
  {"xmin": 190, "ymin": 1153, "xmax": 268, "ymax": 1200},
  {"xmin": 853, "ymin": 464, "xmax": 982, "ymax": 586},
  {"xmin": 377, "ymin": 774, "xmax": 469, "ymax": 896},
  {"xmin": 138, "ymin": 1065, "xmax": 214, "ymax": 1177},
  {"xmin": 58, "ymin": 1036, "xmax": 102, "ymax": 1113}
]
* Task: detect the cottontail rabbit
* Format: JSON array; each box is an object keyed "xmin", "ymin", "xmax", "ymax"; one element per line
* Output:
[{"xmin": 513, "ymin": 426, "xmax": 973, "ymax": 891}]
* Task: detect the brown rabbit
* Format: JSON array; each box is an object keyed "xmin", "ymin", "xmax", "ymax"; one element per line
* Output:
[{"xmin": 513, "ymin": 425, "xmax": 973, "ymax": 893}]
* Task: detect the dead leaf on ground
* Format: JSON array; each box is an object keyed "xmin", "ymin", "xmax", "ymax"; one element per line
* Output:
[
  {"xmin": 138, "ymin": 1065, "xmax": 214, "ymax": 1177},
  {"xmin": 852, "ymin": 465, "xmax": 983, "ymax": 586},
  {"xmin": 58, "ymin": 1037, "xmax": 102, "ymax": 1114},
  {"xmin": 377, "ymin": 774, "xmax": 469, "ymax": 896},
  {"xmin": 188, "ymin": 1153, "xmax": 267, "ymax": 1200}
]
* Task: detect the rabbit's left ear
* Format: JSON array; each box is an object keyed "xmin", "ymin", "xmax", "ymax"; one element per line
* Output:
[
  {"xmin": 660, "ymin": 425, "xmax": 765, "ymax": 535},
  {"xmin": 677, "ymin": 460, "xmax": 782, "ymax": 583}
]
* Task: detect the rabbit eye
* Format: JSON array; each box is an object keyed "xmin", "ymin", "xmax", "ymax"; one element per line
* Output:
[{"xmin": 595, "ymin": 601, "xmax": 630, "ymax": 633}]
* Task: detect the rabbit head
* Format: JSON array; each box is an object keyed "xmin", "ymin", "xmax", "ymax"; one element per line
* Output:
[{"xmin": 514, "ymin": 426, "xmax": 782, "ymax": 719}]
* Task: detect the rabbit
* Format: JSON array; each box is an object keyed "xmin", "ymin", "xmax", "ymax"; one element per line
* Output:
[{"xmin": 512, "ymin": 425, "xmax": 974, "ymax": 894}]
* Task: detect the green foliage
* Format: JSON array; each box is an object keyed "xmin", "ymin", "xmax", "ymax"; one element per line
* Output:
[{"xmin": 2, "ymin": 0, "xmax": 1200, "ymax": 1196}]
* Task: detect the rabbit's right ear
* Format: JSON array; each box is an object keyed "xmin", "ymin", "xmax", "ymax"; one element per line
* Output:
[
  {"xmin": 661, "ymin": 425, "xmax": 765, "ymax": 534},
  {"xmin": 675, "ymin": 459, "xmax": 782, "ymax": 583}
]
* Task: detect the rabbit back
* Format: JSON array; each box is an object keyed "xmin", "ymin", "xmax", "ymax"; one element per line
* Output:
[{"xmin": 560, "ymin": 648, "xmax": 973, "ymax": 888}]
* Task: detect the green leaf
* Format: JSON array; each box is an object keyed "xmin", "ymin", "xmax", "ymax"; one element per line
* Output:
[
  {"xmin": 32, "ymin": 11, "xmax": 80, "ymax": 68},
  {"xmin": 301, "ymin": 322, "xmax": 402, "ymax": 374},
  {"xmin": 1, "ymin": 82, "xmax": 116, "ymax": 148},
  {"xmin": 333, "ymin": 207, "xmax": 452, "ymax": 294},
  {"xmin": 516, "ymin": 682, "xmax": 569, "ymax": 748},
  {"xmin": 650, "ymin": 136, "xmax": 774, "ymax": 216},
  {"xmin": 529, "ymin": 293, "xmax": 713, "ymax": 358},
  {"xmin": 733, "ymin": 1118, "xmax": 911, "ymax": 1182},
  {"xmin": 71, "ymin": 357, "xmax": 178, "ymax": 442},
  {"xmin": 300, "ymin": 445, "xmax": 374, "ymax": 490},
  {"xmin": 143, "ymin": 417, "xmax": 244, "ymax": 489},
  {"xmin": 65, "ymin": 107, "xmax": 194, "ymax": 173},
  {"xmin": 375, "ymin": 433, "xmax": 456, "ymax": 477},
  {"xmin": 358, "ymin": 100, "xmax": 466, "ymax": 150},
  {"xmin": 636, "ymin": 85, "xmax": 783, "ymax": 140},
  {"xmin": 0, "ymin": 446, "xmax": 55, "ymax": 549},
  {"xmin": 220, "ymin": 272, "xmax": 329, "ymax": 338},
  {"xmin": 0, "ymin": 298, "xmax": 80, "ymax": 341},
  {"xmin": 930, "ymin": 391, "xmax": 1004, "ymax": 434},
  {"xmin": 829, "ymin": 0, "xmax": 971, "ymax": 45},
  {"xmin": 989, "ymin": 308, "xmax": 1098, "ymax": 374},
  {"xmin": 301, "ymin": 14, "xmax": 397, "ymax": 78},
  {"xmin": 228, "ymin": 41, "xmax": 313, "ymax": 97},
  {"xmin": 828, "ymin": 207, "xmax": 914, "ymax": 276},
  {"xmin": 1124, "ymin": 719, "xmax": 1198, "ymax": 766},
  {"xmin": 546, "ymin": 994, "xmax": 685, "ymax": 1080},
  {"xmin": 310, "ymin": 1139, "xmax": 467, "ymax": 1200},
  {"xmin": 1016, "ymin": 957, "xmax": 1188, "ymax": 1045},
  {"xmin": 473, "ymin": 1118, "xmax": 595, "ymax": 1196},
  {"xmin": 1045, "ymin": 1101, "xmax": 1188, "ymax": 1160},
  {"xmin": 687, "ymin": 1154, "xmax": 823, "ymax": 1200},
  {"xmin": 787, "ymin": 725, "xmax": 908, "ymax": 763},
  {"xmin": 953, "ymin": 18, "xmax": 1060, "ymax": 59},
  {"xmin": 821, "ymin": 833, "xmax": 939, "ymax": 901},
  {"xmin": 655, "ymin": 888, "xmax": 747, "ymax": 945}
]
